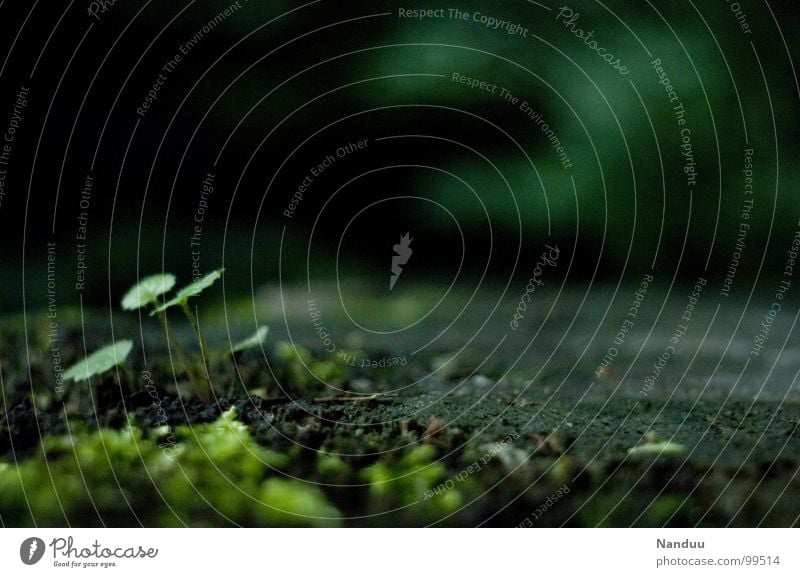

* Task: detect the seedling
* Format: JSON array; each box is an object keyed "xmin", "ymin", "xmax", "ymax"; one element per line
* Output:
[
  {"xmin": 122, "ymin": 270, "xmax": 223, "ymax": 402},
  {"xmin": 63, "ymin": 340, "xmax": 133, "ymax": 383},
  {"xmin": 151, "ymin": 269, "xmax": 223, "ymax": 400},
  {"xmin": 122, "ymin": 273, "xmax": 202, "ymax": 399}
]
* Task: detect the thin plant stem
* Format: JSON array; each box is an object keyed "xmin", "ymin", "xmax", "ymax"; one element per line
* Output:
[
  {"xmin": 180, "ymin": 303, "xmax": 213, "ymax": 400},
  {"xmin": 121, "ymin": 364, "xmax": 134, "ymax": 394},
  {"xmin": 156, "ymin": 310, "xmax": 206, "ymax": 401}
]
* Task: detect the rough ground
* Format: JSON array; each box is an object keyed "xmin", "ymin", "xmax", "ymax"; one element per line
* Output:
[{"xmin": 1, "ymin": 283, "xmax": 799, "ymax": 526}]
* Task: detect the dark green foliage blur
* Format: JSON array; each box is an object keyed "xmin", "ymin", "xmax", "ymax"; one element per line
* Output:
[{"xmin": 4, "ymin": 0, "xmax": 798, "ymax": 308}]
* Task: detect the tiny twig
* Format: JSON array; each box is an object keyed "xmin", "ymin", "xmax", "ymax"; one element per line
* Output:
[{"xmin": 312, "ymin": 393, "xmax": 391, "ymax": 403}]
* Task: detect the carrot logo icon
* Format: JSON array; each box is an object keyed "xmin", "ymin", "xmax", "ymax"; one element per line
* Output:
[
  {"xmin": 20, "ymin": 537, "xmax": 45, "ymax": 565},
  {"xmin": 390, "ymin": 233, "xmax": 413, "ymax": 291}
]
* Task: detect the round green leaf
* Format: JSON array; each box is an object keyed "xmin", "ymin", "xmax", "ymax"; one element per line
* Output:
[
  {"xmin": 121, "ymin": 274, "xmax": 176, "ymax": 310},
  {"xmin": 627, "ymin": 441, "xmax": 685, "ymax": 458},
  {"xmin": 176, "ymin": 268, "xmax": 224, "ymax": 300},
  {"xmin": 230, "ymin": 326, "xmax": 269, "ymax": 355},
  {"xmin": 63, "ymin": 340, "xmax": 133, "ymax": 383},
  {"xmin": 152, "ymin": 268, "xmax": 224, "ymax": 314}
]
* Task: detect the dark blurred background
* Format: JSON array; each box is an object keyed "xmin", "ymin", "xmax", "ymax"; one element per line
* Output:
[{"xmin": 1, "ymin": 0, "xmax": 798, "ymax": 312}]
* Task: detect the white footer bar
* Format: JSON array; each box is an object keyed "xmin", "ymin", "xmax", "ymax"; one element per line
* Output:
[{"xmin": 1, "ymin": 528, "xmax": 796, "ymax": 575}]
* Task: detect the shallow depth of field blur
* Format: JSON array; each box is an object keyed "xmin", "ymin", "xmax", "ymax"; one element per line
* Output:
[{"xmin": 1, "ymin": 1, "xmax": 799, "ymax": 527}]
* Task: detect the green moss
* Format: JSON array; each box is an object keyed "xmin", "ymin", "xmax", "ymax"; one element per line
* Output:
[
  {"xmin": 273, "ymin": 342, "xmax": 345, "ymax": 393},
  {"xmin": 0, "ymin": 408, "xmax": 339, "ymax": 527},
  {"xmin": 257, "ymin": 478, "xmax": 340, "ymax": 527},
  {"xmin": 644, "ymin": 495, "xmax": 689, "ymax": 525},
  {"xmin": 316, "ymin": 451, "xmax": 350, "ymax": 484},
  {"xmin": 360, "ymin": 444, "xmax": 462, "ymax": 522}
]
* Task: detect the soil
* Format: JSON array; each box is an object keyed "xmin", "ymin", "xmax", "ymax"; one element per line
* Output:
[{"xmin": 2, "ymin": 284, "xmax": 800, "ymax": 527}]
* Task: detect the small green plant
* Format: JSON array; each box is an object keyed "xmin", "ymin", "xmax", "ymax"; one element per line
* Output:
[
  {"xmin": 122, "ymin": 270, "xmax": 224, "ymax": 402},
  {"xmin": 122, "ymin": 270, "xmax": 271, "ymax": 401},
  {"xmin": 151, "ymin": 269, "xmax": 224, "ymax": 400},
  {"xmin": 63, "ymin": 340, "xmax": 133, "ymax": 383}
]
